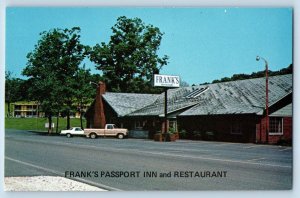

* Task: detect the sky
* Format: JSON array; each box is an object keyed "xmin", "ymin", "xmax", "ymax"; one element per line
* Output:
[{"xmin": 5, "ymin": 7, "xmax": 293, "ymax": 85}]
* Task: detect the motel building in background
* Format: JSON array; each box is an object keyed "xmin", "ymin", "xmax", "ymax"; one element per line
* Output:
[
  {"xmin": 7, "ymin": 101, "xmax": 89, "ymax": 119},
  {"xmin": 85, "ymin": 74, "xmax": 292, "ymax": 144}
]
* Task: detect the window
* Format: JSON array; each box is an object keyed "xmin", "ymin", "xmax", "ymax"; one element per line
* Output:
[
  {"xmin": 169, "ymin": 120, "xmax": 177, "ymax": 132},
  {"xmin": 14, "ymin": 105, "xmax": 21, "ymax": 111},
  {"xmin": 107, "ymin": 125, "xmax": 114, "ymax": 129},
  {"xmin": 269, "ymin": 117, "xmax": 283, "ymax": 135},
  {"xmin": 27, "ymin": 105, "xmax": 34, "ymax": 110},
  {"xmin": 231, "ymin": 122, "xmax": 242, "ymax": 135},
  {"xmin": 185, "ymin": 87, "xmax": 209, "ymax": 98},
  {"xmin": 15, "ymin": 112, "xmax": 21, "ymax": 117},
  {"xmin": 135, "ymin": 121, "xmax": 143, "ymax": 130}
]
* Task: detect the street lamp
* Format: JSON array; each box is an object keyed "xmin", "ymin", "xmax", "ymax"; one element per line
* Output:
[{"xmin": 256, "ymin": 55, "xmax": 269, "ymax": 144}]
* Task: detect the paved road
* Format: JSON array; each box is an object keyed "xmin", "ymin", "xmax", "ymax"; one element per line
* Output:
[{"xmin": 5, "ymin": 129, "xmax": 292, "ymax": 190}]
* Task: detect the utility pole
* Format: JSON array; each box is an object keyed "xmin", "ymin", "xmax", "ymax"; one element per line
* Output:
[
  {"xmin": 164, "ymin": 88, "xmax": 168, "ymax": 141},
  {"xmin": 256, "ymin": 56, "xmax": 269, "ymax": 144}
]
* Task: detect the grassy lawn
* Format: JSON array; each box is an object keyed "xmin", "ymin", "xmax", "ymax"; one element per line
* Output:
[{"xmin": 5, "ymin": 117, "xmax": 86, "ymax": 132}]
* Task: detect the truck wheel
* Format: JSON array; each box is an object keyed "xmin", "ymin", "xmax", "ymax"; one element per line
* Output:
[
  {"xmin": 90, "ymin": 133, "xmax": 97, "ymax": 139},
  {"xmin": 117, "ymin": 133, "xmax": 124, "ymax": 139},
  {"xmin": 66, "ymin": 133, "xmax": 72, "ymax": 138}
]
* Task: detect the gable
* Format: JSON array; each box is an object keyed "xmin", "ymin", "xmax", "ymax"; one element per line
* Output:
[
  {"xmin": 102, "ymin": 92, "xmax": 160, "ymax": 117},
  {"xmin": 270, "ymin": 103, "xmax": 292, "ymax": 117}
]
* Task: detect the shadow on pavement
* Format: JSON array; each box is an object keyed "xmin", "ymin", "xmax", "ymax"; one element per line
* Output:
[{"xmin": 27, "ymin": 130, "xmax": 61, "ymax": 136}]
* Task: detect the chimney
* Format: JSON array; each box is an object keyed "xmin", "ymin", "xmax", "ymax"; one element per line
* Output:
[
  {"xmin": 93, "ymin": 81, "xmax": 106, "ymax": 128},
  {"xmin": 97, "ymin": 81, "xmax": 106, "ymax": 95}
]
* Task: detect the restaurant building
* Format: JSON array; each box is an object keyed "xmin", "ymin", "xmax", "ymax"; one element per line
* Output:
[{"xmin": 85, "ymin": 74, "xmax": 292, "ymax": 144}]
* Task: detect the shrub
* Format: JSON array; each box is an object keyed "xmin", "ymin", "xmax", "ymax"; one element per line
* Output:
[
  {"xmin": 179, "ymin": 130, "xmax": 187, "ymax": 139},
  {"xmin": 277, "ymin": 137, "xmax": 292, "ymax": 146},
  {"xmin": 192, "ymin": 130, "xmax": 202, "ymax": 140}
]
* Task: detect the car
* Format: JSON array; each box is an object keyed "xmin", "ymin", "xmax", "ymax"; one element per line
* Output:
[{"xmin": 60, "ymin": 127, "xmax": 84, "ymax": 138}]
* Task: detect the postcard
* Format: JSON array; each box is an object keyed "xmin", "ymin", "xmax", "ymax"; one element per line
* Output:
[{"xmin": 4, "ymin": 6, "xmax": 293, "ymax": 191}]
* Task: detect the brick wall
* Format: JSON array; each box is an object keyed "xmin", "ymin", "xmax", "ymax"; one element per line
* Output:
[
  {"xmin": 269, "ymin": 117, "xmax": 292, "ymax": 144},
  {"xmin": 256, "ymin": 116, "xmax": 292, "ymax": 144}
]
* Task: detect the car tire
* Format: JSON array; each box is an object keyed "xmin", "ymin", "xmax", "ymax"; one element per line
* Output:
[
  {"xmin": 90, "ymin": 133, "xmax": 97, "ymax": 139},
  {"xmin": 117, "ymin": 133, "xmax": 124, "ymax": 139},
  {"xmin": 66, "ymin": 133, "xmax": 72, "ymax": 138}
]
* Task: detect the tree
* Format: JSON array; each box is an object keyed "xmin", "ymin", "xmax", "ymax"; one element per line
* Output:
[
  {"xmin": 73, "ymin": 66, "xmax": 100, "ymax": 129},
  {"xmin": 180, "ymin": 80, "xmax": 190, "ymax": 87},
  {"xmin": 23, "ymin": 27, "xmax": 87, "ymax": 133},
  {"xmin": 210, "ymin": 64, "xmax": 292, "ymax": 84},
  {"xmin": 5, "ymin": 71, "xmax": 26, "ymax": 117},
  {"xmin": 90, "ymin": 16, "xmax": 169, "ymax": 93}
]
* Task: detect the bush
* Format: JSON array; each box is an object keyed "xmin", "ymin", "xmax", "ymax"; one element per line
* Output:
[
  {"xmin": 204, "ymin": 131, "xmax": 216, "ymax": 141},
  {"xmin": 165, "ymin": 133, "xmax": 176, "ymax": 142},
  {"xmin": 277, "ymin": 137, "xmax": 292, "ymax": 146},
  {"xmin": 179, "ymin": 130, "xmax": 187, "ymax": 139},
  {"xmin": 168, "ymin": 127, "xmax": 176, "ymax": 134},
  {"xmin": 192, "ymin": 130, "xmax": 202, "ymax": 140}
]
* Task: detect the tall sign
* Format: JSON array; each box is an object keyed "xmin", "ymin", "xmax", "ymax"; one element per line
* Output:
[
  {"xmin": 153, "ymin": 74, "xmax": 180, "ymax": 88},
  {"xmin": 153, "ymin": 74, "xmax": 180, "ymax": 141}
]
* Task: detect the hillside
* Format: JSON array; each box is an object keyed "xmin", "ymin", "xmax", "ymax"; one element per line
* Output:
[{"xmin": 200, "ymin": 64, "xmax": 292, "ymax": 85}]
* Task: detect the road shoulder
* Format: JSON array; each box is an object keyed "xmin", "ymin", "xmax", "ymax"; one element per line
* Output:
[{"xmin": 4, "ymin": 176, "xmax": 106, "ymax": 191}]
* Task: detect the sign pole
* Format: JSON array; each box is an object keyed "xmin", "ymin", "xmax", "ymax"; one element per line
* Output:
[{"xmin": 152, "ymin": 74, "xmax": 180, "ymax": 142}]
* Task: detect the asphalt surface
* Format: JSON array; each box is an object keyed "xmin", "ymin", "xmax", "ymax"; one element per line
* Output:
[{"xmin": 5, "ymin": 129, "xmax": 293, "ymax": 191}]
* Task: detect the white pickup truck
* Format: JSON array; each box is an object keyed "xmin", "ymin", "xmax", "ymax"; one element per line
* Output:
[
  {"xmin": 84, "ymin": 124, "xmax": 128, "ymax": 139},
  {"xmin": 60, "ymin": 127, "xmax": 84, "ymax": 138}
]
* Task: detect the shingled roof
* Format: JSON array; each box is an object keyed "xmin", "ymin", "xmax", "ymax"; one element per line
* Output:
[
  {"xmin": 128, "ymin": 87, "xmax": 202, "ymax": 116},
  {"xmin": 102, "ymin": 92, "xmax": 160, "ymax": 117},
  {"xmin": 270, "ymin": 103, "xmax": 292, "ymax": 117},
  {"xmin": 179, "ymin": 74, "xmax": 292, "ymax": 116},
  {"xmin": 101, "ymin": 74, "xmax": 292, "ymax": 117}
]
